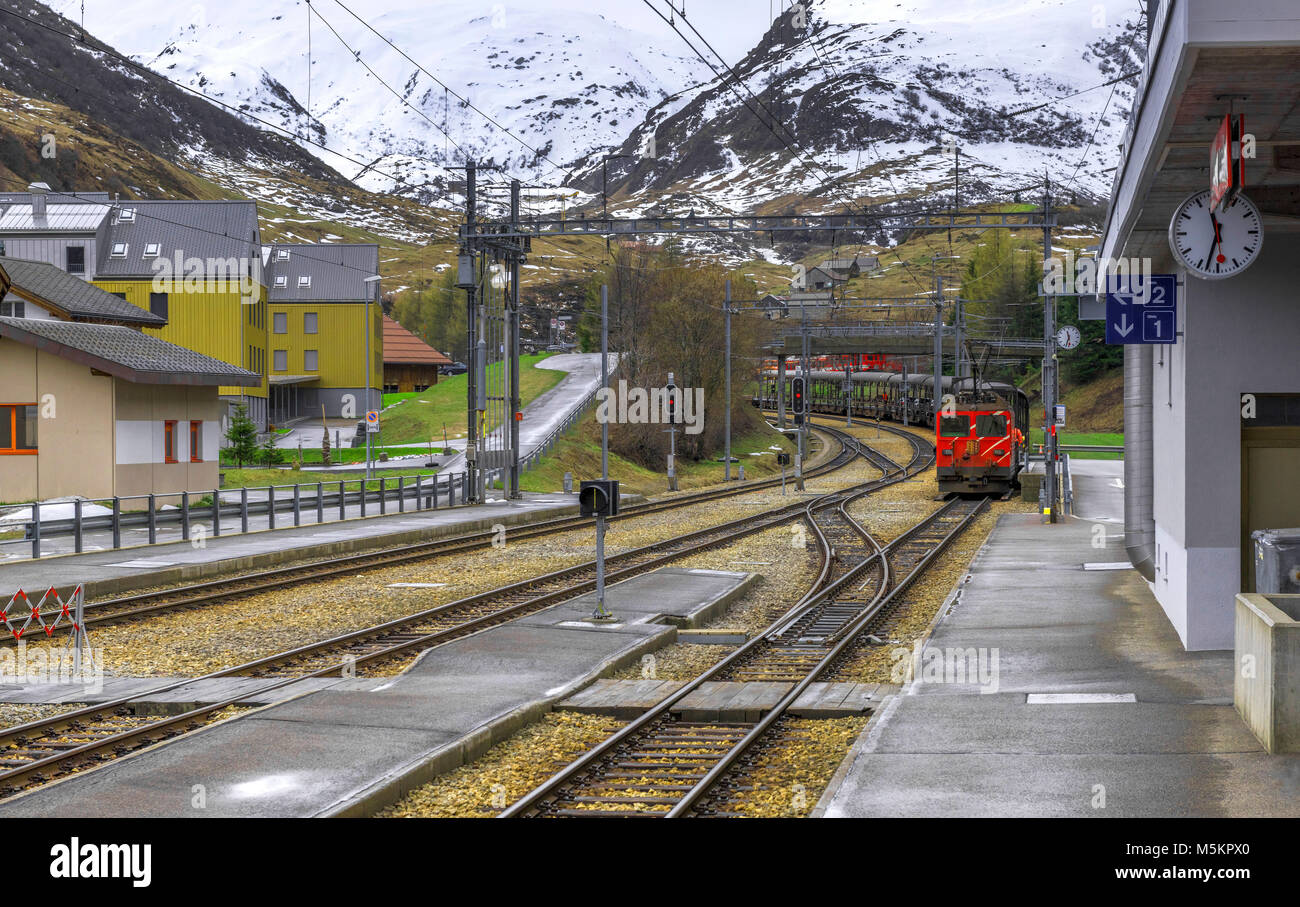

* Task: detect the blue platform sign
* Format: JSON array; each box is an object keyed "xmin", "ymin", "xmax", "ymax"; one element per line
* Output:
[{"xmin": 1105, "ymin": 273, "xmax": 1177, "ymax": 344}]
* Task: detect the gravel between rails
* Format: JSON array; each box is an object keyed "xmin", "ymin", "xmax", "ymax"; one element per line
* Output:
[
  {"xmin": 833, "ymin": 499, "xmax": 1039, "ymax": 684},
  {"xmin": 711, "ymin": 716, "xmax": 870, "ymax": 817},
  {"xmin": 11, "ymin": 472, "xmax": 869, "ymax": 678},
  {"xmin": 0, "ymin": 703, "xmax": 86, "ymax": 728},
  {"xmin": 378, "ymin": 711, "xmax": 626, "ymax": 818}
]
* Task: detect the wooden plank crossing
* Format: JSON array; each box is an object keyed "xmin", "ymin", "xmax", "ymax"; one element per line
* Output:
[{"xmin": 558, "ymin": 679, "xmax": 890, "ymax": 720}]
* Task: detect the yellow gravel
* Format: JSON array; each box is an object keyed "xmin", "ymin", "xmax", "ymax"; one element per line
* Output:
[
  {"xmin": 0, "ymin": 703, "xmax": 86, "ymax": 729},
  {"xmin": 378, "ymin": 711, "xmax": 625, "ymax": 817},
  {"xmin": 711, "ymin": 716, "xmax": 869, "ymax": 817}
]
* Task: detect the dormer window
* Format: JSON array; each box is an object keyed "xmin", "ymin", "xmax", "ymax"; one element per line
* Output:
[
  {"xmin": 276, "ymin": 249, "xmax": 290, "ymax": 261},
  {"xmin": 274, "ymin": 275, "xmax": 287, "ymax": 288},
  {"xmin": 143, "ymin": 243, "xmax": 161, "ymax": 257},
  {"xmin": 297, "ymin": 276, "xmax": 311, "ymax": 289},
  {"xmin": 118, "ymin": 208, "xmax": 135, "ymax": 222},
  {"xmin": 110, "ymin": 242, "xmax": 128, "ymax": 258}
]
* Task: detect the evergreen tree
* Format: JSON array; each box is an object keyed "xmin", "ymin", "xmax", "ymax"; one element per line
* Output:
[
  {"xmin": 259, "ymin": 436, "xmax": 285, "ymax": 467},
  {"xmin": 224, "ymin": 404, "xmax": 259, "ymax": 467}
]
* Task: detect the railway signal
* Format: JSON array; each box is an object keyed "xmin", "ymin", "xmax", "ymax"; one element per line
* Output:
[
  {"xmin": 791, "ymin": 376, "xmax": 805, "ymax": 421},
  {"xmin": 580, "ymin": 480, "xmax": 620, "ymax": 621}
]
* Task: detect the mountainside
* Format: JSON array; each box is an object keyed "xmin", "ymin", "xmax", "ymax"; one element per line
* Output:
[
  {"xmin": 47, "ymin": 0, "xmax": 711, "ymax": 202},
  {"xmin": 588, "ymin": 0, "xmax": 1144, "ymax": 218},
  {"xmin": 44, "ymin": 0, "xmax": 1142, "ymax": 221}
]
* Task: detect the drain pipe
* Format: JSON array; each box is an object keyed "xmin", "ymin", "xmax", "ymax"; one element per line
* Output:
[{"xmin": 1124, "ymin": 343, "xmax": 1156, "ymax": 580}]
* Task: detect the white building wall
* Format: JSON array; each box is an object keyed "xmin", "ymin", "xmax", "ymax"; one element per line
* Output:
[
  {"xmin": 1152, "ymin": 231, "xmax": 1300, "ymax": 650},
  {"xmin": 1, "ymin": 236, "xmax": 98, "ymax": 279}
]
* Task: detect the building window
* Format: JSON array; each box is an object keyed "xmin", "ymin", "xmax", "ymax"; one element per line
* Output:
[
  {"xmin": 414, "ymin": 383, "xmax": 430, "ymax": 392},
  {"xmin": 143, "ymin": 243, "xmax": 161, "ymax": 258},
  {"xmin": 297, "ymin": 276, "xmax": 311, "ymax": 289},
  {"xmin": 0, "ymin": 301, "xmax": 25, "ymax": 318},
  {"xmin": 110, "ymin": 242, "xmax": 127, "ymax": 258},
  {"xmin": 149, "ymin": 292, "xmax": 168, "ymax": 320},
  {"xmin": 273, "ymin": 312, "xmax": 287, "ymax": 334},
  {"xmin": 273, "ymin": 275, "xmax": 287, "ymax": 288},
  {"xmin": 117, "ymin": 208, "xmax": 135, "ymax": 223},
  {"xmin": 66, "ymin": 246, "xmax": 85, "ymax": 274},
  {"xmin": 276, "ymin": 249, "xmax": 290, "ymax": 261},
  {"xmin": 304, "ymin": 349, "xmax": 318, "ymax": 371},
  {"xmin": 273, "ymin": 349, "xmax": 287, "ymax": 372},
  {"xmin": 110, "ymin": 292, "xmax": 127, "ymax": 300},
  {"xmin": 384, "ymin": 384, "xmax": 399, "ymax": 394},
  {"xmin": 0, "ymin": 404, "xmax": 37, "ymax": 454},
  {"xmin": 163, "ymin": 420, "xmax": 177, "ymax": 464},
  {"xmin": 189, "ymin": 421, "xmax": 203, "ymax": 462},
  {"xmin": 304, "ymin": 312, "xmax": 318, "ymax": 334}
]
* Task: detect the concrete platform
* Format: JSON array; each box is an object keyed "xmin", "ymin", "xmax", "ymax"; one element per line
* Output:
[
  {"xmin": 0, "ymin": 566, "xmax": 756, "ymax": 818},
  {"xmin": 559, "ymin": 678, "xmax": 886, "ymax": 720},
  {"xmin": 816, "ymin": 460, "xmax": 1300, "ymax": 818},
  {"xmin": 0, "ymin": 675, "xmax": 366, "ymax": 712},
  {"xmin": 0, "ymin": 492, "xmax": 586, "ymax": 600}
]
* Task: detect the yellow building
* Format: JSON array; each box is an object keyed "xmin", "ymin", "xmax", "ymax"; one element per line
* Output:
[
  {"xmin": 89, "ymin": 200, "xmax": 269, "ymax": 429},
  {"xmin": 264, "ymin": 243, "xmax": 381, "ymax": 423}
]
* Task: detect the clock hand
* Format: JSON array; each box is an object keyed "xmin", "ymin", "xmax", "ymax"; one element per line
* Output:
[{"xmin": 1206, "ymin": 213, "xmax": 1222, "ymax": 266}]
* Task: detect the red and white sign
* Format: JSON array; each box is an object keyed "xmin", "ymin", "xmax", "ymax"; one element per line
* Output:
[{"xmin": 1210, "ymin": 114, "xmax": 1245, "ymax": 212}]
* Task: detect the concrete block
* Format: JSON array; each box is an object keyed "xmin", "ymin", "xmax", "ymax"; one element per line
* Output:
[{"xmin": 1234, "ymin": 593, "xmax": 1300, "ymax": 753}]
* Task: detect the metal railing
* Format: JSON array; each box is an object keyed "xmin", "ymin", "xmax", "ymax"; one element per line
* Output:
[
  {"xmin": 518, "ymin": 364, "xmax": 619, "ymax": 473},
  {"xmin": 2, "ymin": 471, "xmax": 469, "ymax": 560}
]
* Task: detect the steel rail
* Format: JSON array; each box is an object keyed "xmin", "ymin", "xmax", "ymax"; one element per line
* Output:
[
  {"xmin": 0, "ymin": 426, "xmax": 883, "ymax": 797},
  {"xmin": 10, "ymin": 427, "xmax": 852, "ymax": 635},
  {"xmin": 499, "ymin": 426, "xmax": 934, "ymax": 818}
]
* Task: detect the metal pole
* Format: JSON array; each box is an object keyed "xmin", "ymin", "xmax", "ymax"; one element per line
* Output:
[
  {"xmin": 1042, "ymin": 178, "xmax": 1057, "ymax": 523},
  {"xmin": 933, "ymin": 270, "xmax": 944, "ymax": 425},
  {"xmin": 724, "ymin": 279, "xmax": 731, "ymax": 482},
  {"xmin": 180, "ymin": 492, "xmax": 189, "ymax": 541},
  {"xmin": 777, "ymin": 354, "xmax": 786, "ymax": 429},
  {"xmin": 212, "ymin": 490, "xmax": 220, "ymax": 537},
  {"xmin": 509, "ymin": 178, "xmax": 522, "ymax": 500},
  {"xmin": 31, "ymin": 501, "xmax": 40, "ymax": 559},
  {"xmin": 112, "ymin": 497, "xmax": 121, "ymax": 548},
  {"xmin": 464, "ymin": 161, "xmax": 479, "ymax": 503},
  {"xmin": 147, "ymin": 493, "xmax": 156, "ymax": 544},
  {"xmin": 74, "ymin": 498, "xmax": 83, "ymax": 553},
  {"xmin": 600, "ymin": 284, "xmax": 609, "ymax": 480},
  {"xmin": 317, "ymin": 482, "xmax": 324, "ymax": 523},
  {"xmin": 364, "ymin": 282, "xmax": 372, "ymax": 483}
]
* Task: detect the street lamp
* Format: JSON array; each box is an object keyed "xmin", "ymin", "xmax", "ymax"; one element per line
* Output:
[{"xmin": 363, "ymin": 274, "xmax": 382, "ymax": 481}]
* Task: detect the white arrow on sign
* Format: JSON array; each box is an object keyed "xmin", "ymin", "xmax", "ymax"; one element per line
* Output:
[{"xmin": 1113, "ymin": 314, "xmax": 1134, "ymax": 337}]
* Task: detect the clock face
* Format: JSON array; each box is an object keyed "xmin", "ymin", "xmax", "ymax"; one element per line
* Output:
[
  {"xmin": 1168, "ymin": 189, "xmax": 1262, "ymax": 279},
  {"xmin": 1055, "ymin": 325, "xmax": 1081, "ymax": 350}
]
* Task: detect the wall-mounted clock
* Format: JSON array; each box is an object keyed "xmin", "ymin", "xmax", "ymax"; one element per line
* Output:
[
  {"xmin": 1055, "ymin": 325, "xmax": 1081, "ymax": 350},
  {"xmin": 1168, "ymin": 189, "xmax": 1263, "ymax": 279}
]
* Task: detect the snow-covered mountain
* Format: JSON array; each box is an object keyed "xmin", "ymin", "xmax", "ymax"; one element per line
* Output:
[
  {"xmin": 47, "ymin": 0, "xmax": 711, "ymax": 202},
  {"xmin": 587, "ymin": 0, "xmax": 1144, "ymax": 217},
  {"xmin": 35, "ymin": 0, "xmax": 1142, "ymax": 227}
]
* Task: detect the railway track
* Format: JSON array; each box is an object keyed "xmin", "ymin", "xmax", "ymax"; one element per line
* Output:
[
  {"xmin": 499, "ymin": 481, "xmax": 990, "ymax": 818},
  {"xmin": 7, "ymin": 427, "xmax": 845, "ymax": 637},
  {"xmin": 0, "ymin": 424, "xmax": 921, "ymax": 800}
]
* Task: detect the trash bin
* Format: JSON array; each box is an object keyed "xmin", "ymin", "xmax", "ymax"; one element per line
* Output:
[{"xmin": 1251, "ymin": 528, "xmax": 1300, "ymax": 593}]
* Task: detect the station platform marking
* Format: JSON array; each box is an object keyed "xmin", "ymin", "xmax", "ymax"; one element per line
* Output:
[
  {"xmin": 559, "ymin": 678, "xmax": 890, "ymax": 721},
  {"xmin": 1026, "ymin": 692, "xmax": 1137, "ymax": 704}
]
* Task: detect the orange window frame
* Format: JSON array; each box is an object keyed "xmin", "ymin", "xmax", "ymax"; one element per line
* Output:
[
  {"xmin": 164, "ymin": 420, "xmax": 178, "ymax": 464},
  {"xmin": 190, "ymin": 421, "xmax": 203, "ymax": 463},
  {"xmin": 0, "ymin": 404, "xmax": 38, "ymax": 455}
]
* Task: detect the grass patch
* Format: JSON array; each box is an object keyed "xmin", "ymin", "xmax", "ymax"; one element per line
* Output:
[
  {"xmin": 1029, "ymin": 429, "xmax": 1124, "ymax": 460},
  {"xmin": 517, "ymin": 410, "xmax": 798, "ymax": 496},
  {"xmin": 377, "ymin": 353, "xmax": 563, "ymax": 444},
  {"xmin": 219, "ymin": 466, "xmax": 444, "ymax": 491}
]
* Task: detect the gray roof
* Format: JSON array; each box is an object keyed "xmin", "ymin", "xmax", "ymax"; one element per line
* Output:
[
  {"xmin": 0, "ymin": 258, "xmax": 165, "ymax": 326},
  {"xmin": 0, "ymin": 317, "xmax": 260, "ymax": 386},
  {"xmin": 97, "ymin": 200, "xmax": 261, "ymax": 279},
  {"xmin": 265, "ymin": 244, "xmax": 379, "ymax": 303},
  {"xmin": 0, "ymin": 191, "xmax": 111, "ymax": 208},
  {"xmin": 0, "ymin": 203, "xmax": 109, "ymax": 233}
]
